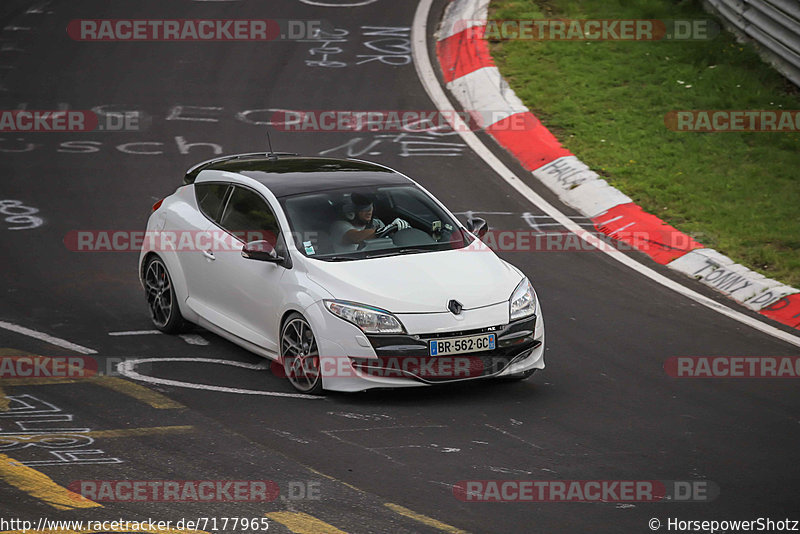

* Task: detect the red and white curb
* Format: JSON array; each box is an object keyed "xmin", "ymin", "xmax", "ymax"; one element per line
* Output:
[{"xmin": 434, "ymin": 0, "xmax": 800, "ymax": 331}]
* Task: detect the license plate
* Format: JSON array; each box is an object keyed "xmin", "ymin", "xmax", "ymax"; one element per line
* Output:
[{"xmin": 429, "ymin": 333, "xmax": 496, "ymax": 356}]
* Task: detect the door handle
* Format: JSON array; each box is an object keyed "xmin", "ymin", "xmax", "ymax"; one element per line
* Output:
[{"xmin": 202, "ymin": 250, "xmax": 215, "ymax": 260}]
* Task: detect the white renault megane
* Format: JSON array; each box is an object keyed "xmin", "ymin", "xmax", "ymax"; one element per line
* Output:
[{"xmin": 139, "ymin": 153, "xmax": 544, "ymax": 393}]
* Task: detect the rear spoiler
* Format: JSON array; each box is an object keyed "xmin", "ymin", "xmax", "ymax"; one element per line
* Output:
[{"xmin": 183, "ymin": 152, "xmax": 299, "ymax": 185}]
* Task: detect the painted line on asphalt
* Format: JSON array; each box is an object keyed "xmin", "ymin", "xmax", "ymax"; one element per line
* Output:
[
  {"xmin": 384, "ymin": 502, "xmax": 469, "ymax": 533},
  {"xmin": 0, "ymin": 377, "xmax": 86, "ymax": 386},
  {"xmin": 0, "ymin": 452, "xmax": 102, "ymax": 510},
  {"xmin": 117, "ymin": 357, "xmax": 323, "ymax": 400},
  {"xmin": 91, "ymin": 376, "xmax": 186, "ymax": 409},
  {"xmin": 304, "ymin": 465, "xmax": 364, "ymax": 494},
  {"xmin": 0, "ymin": 377, "xmax": 87, "ymax": 386},
  {"xmin": 266, "ymin": 512, "xmax": 346, "ymax": 534},
  {"xmin": 295, "ymin": 465, "xmax": 469, "ymax": 533},
  {"xmin": 411, "ymin": 0, "xmax": 800, "ymax": 349},
  {"xmin": 0, "ymin": 377, "xmax": 184, "ymax": 409},
  {"xmin": 109, "ymin": 330, "xmax": 210, "ymax": 346},
  {"xmin": 87, "ymin": 425, "xmax": 194, "ymax": 438},
  {"xmin": 180, "ymin": 334, "xmax": 209, "ymax": 345},
  {"xmin": 484, "ymin": 423, "xmax": 542, "ymax": 449},
  {"xmin": 109, "ymin": 330, "xmax": 161, "ymax": 336},
  {"xmin": 0, "ymin": 320, "xmax": 97, "ymax": 354},
  {"xmin": 0, "ymin": 349, "xmax": 185, "ymax": 409},
  {"xmin": 1, "ymin": 425, "xmax": 195, "ymax": 444}
]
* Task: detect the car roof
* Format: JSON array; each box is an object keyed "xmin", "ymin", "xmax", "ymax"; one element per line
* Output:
[{"xmin": 186, "ymin": 154, "xmax": 413, "ymax": 197}]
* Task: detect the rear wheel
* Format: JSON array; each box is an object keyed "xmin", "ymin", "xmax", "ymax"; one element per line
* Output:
[
  {"xmin": 281, "ymin": 313, "xmax": 323, "ymax": 395},
  {"xmin": 143, "ymin": 256, "xmax": 184, "ymax": 334}
]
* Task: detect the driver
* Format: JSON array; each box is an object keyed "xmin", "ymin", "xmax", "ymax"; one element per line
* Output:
[{"xmin": 331, "ymin": 192, "xmax": 409, "ymax": 252}]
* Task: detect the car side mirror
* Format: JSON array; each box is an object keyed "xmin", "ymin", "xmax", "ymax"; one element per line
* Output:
[
  {"xmin": 466, "ymin": 216, "xmax": 488, "ymax": 239},
  {"xmin": 242, "ymin": 240, "xmax": 284, "ymax": 263}
]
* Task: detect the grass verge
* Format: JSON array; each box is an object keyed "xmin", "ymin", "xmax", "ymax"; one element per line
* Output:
[{"xmin": 489, "ymin": 0, "xmax": 800, "ymax": 287}]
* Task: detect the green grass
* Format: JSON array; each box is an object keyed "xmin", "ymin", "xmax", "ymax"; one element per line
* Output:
[{"xmin": 489, "ymin": 0, "xmax": 800, "ymax": 287}]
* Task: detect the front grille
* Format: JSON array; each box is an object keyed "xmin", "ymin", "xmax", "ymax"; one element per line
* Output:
[{"xmin": 420, "ymin": 325, "xmax": 502, "ymax": 339}]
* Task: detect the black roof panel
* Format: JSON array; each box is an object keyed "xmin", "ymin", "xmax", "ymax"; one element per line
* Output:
[{"xmin": 185, "ymin": 155, "xmax": 411, "ymax": 196}]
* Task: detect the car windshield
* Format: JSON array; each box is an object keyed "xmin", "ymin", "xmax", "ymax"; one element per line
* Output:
[{"xmin": 279, "ymin": 184, "xmax": 473, "ymax": 261}]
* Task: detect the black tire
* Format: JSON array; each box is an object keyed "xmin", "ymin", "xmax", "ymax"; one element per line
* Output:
[
  {"xmin": 143, "ymin": 256, "xmax": 185, "ymax": 334},
  {"xmin": 280, "ymin": 312, "xmax": 323, "ymax": 395}
]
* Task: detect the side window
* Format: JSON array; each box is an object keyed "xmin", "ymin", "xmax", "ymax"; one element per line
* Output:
[
  {"xmin": 195, "ymin": 183, "xmax": 230, "ymax": 223},
  {"xmin": 219, "ymin": 186, "xmax": 281, "ymax": 245}
]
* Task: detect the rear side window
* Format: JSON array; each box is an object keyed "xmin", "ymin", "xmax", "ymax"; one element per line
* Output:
[
  {"xmin": 195, "ymin": 183, "xmax": 230, "ymax": 223},
  {"xmin": 219, "ymin": 186, "xmax": 281, "ymax": 245}
]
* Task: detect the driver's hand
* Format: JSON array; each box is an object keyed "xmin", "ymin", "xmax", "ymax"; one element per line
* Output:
[
  {"xmin": 375, "ymin": 222, "xmax": 397, "ymax": 237},
  {"xmin": 391, "ymin": 218, "xmax": 410, "ymax": 230}
]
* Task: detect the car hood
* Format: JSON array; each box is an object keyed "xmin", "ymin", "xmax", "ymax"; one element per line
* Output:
[{"xmin": 303, "ymin": 248, "xmax": 523, "ymax": 314}]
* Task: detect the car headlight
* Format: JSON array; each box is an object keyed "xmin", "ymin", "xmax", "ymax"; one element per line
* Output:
[
  {"xmin": 324, "ymin": 300, "xmax": 405, "ymax": 334},
  {"xmin": 509, "ymin": 277, "xmax": 537, "ymax": 320}
]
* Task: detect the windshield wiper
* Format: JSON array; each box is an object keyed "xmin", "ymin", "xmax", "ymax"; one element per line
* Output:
[
  {"xmin": 318, "ymin": 255, "xmax": 359, "ymax": 262},
  {"xmin": 362, "ymin": 247, "xmax": 437, "ymax": 259}
]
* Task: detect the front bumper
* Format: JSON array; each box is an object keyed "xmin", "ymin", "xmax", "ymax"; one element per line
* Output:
[
  {"xmin": 310, "ymin": 298, "xmax": 545, "ymax": 392},
  {"xmin": 353, "ymin": 315, "xmax": 540, "ymax": 383}
]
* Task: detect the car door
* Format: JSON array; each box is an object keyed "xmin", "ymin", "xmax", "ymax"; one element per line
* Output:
[
  {"xmin": 180, "ymin": 181, "xmax": 232, "ymax": 319},
  {"xmin": 206, "ymin": 184, "xmax": 289, "ymax": 354}
]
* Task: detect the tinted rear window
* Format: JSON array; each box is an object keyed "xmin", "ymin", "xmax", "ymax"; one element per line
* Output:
[{"xmin": 195, "ymin": 183, "xmax": 230, "ymax": 223}]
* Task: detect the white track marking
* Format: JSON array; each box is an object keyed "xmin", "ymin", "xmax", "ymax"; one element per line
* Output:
[
  {"xmin": 412, "ymin": 0, "xmax": 800, "ymax": 349},
  {"xmin": 322, "ymin": 425, "xmax": 448, "ymax": 462},
  {"xmin": 179, "ymin": 334, "xmax": 209, "ymax": 346},
  {"xmin": 265, "ymin": 428, "xmax": 311, "ymax": 444},
  {"xmin": 109, "ymin": 330, "xmax": 161, "ymax": 336},
  {"xmin": 116, "ymin": 357, "xmax": 322, "ymax": 400},
  {"xmin": 327, "ymin": 411, "xmax": 393, "ymax": 421},
  {"xmin": 484, "ymin": 466, "xmax": 535, "ymax": 475},
  {"xmin": 110, "ymin": 330, "xmax": 210, "ymax": 346},
  {"xmin": 0, "ymin": 320, "xmax": 97, "ymax": 354},
  {"xmin": 484, "ymin": 424, "xmax": 542, "ymax": 449}
]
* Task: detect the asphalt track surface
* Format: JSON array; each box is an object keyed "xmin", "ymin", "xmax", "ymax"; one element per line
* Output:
[{"xmin": 1, "ymin": 1, "xmax": 799, "ymax": 533}]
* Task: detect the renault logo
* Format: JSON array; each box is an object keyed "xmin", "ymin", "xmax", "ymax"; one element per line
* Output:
[{"xmin": 448, "ymin": 299, "xmax": 463, "ymax": 315}]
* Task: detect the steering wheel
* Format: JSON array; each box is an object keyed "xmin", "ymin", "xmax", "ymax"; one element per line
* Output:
[{"xmin": 374, "ymin": 222, "xmax": 399, "ymax": 238}]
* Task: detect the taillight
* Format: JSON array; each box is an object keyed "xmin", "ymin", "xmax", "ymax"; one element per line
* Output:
[{"xmin": 152, "ymin": 198, "xmax": 164, "ymax": 212}]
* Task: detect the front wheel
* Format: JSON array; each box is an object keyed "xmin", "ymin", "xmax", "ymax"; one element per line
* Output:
[
  {"xmin": 280, "ymin": 313, "xmax": 323, "ymax": 395},
  {"xmin": 143, "ymin": 256, "xmax": 184, "ymax": 334}
]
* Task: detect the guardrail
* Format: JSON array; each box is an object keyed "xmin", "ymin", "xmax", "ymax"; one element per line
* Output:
[{"xmin": 704, "ymin": 0, "xmax": 800, "ymax": 87}]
